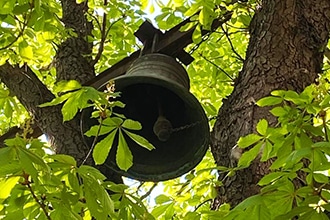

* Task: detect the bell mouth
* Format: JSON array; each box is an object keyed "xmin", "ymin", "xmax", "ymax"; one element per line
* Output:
[{"xmin": 108, "ymin": 79, "xmax": 210, "ymax": 181}]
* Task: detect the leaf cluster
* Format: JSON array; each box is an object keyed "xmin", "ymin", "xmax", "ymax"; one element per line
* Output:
[
  {"xmin": 227, "ymin": 82, "xmax": 330, "ymax": 219},
  {"xmin": 0, "ymin": 136, "xmax": 153, "ymax": 219}
]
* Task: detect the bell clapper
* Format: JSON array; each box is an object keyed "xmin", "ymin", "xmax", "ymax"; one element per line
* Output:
[{"xmin": 153, "ymin": 100, "xmax": 173, "ymax": 141}]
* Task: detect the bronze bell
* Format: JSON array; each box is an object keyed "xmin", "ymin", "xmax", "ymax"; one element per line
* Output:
[{"xmin": 97, "ymin": 53, "xmax": 209, "ymax": 181}]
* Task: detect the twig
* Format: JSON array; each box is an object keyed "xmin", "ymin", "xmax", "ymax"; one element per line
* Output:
[
  {"xmin": 198, "ymin": 52, "xmax": 234, "ymax": 81},
  {"xmin": 220, "ymin": 25, "xmax": 245, "ymax": 62},
  {"xmin": 194, "ymin": 199, "xmax": 213, "ymax": 211},
  {"xmin": 80, "ymin": 116, "xmax": 104, "ymax": 166},
  {"xmin": 140, "ymin": 182, "xmax": 158, "ymax": 200},
  {"xmin": 92, "ymin": 0, "xmax": 124, "ymax": 66},
  {"xmin": 92, "ymin": 17, "xmax": 123, "ymax": 65},
  {"xmin": 136, "ymin": 181, "xmax": 145, "ymax": 192},
  {"xmin": 23, "ymin": 173, "xmax": 52, "ymax": 220},
  {"xmin": 320, "ymin": 111, "xmax": 329, "ymax": 142},
  {"xmin": 88, "ymin": 12, "xmax": 103, "ymax": 32}
]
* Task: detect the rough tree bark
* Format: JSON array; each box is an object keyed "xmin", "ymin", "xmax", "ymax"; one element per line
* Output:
[
  {"xmin": 211, "ymin": 0, "xmax": 330, "ymax": 208},
  {"xmin": 0, "ymin": 0, "xmax": 121, "ymax": 182}
]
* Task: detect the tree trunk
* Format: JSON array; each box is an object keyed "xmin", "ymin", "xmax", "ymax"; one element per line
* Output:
[{"xmin": 211, "ymin": 0, "xmax": 330, "ymax": 208}]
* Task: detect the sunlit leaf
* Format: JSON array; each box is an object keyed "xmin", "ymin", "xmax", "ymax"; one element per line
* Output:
[
  {"xmin": 93, "ymin": 129, "xmax": 117, "ymax": 165},
  {"xmin": 19, "ymin": 41, "xmax": 34, "ymax": 60},
  {"xmin": 49, "ymin": 154, "xmax": 77, "ymax": 166},
  {"xmin": 38, "ymin": 93, "xmax": 71, "ymax": 107},
  {"xmin": 122, "ymin": 119, "xmax": 142, "ymax": 130},
  {"xmin": 238, "ymin": 142, "xmax": 263, "ymax": 168},
  {"xmin": 123, "ymin": 129, "xmax": 155, "ymax": 150},
  {"xmin": 270, "ymin": 106, "xmax": 287, "ymax": 117},
  {"xmin": 256, "ymin": 96, "xmax": 282, "ymax": 107},
  {"xmin": 237, "ymin": 134, "xmax": 262, "ymax": 148},
  {"xmin": 54, "ymin": 80, "xmax": 82, "ymax": 94},
  {"xmin": 192, "ymin": 25, "xmax": 202, "ymax": 43},
  {"xmin": 258, "ymin": 172, "xmax": 285, "ymax": 186},
  {"xmin": 116, "ymin": 130, "xmax": 133, "ymax": 171},
  {"xmin": 155, "ymin": 194, "xmax": 171, "ymax": 204},
  {"xmin": 256, "ymin": 119, "xmax": 268, "ymax": 136},
  {"xmin": 0, "ymin": 0, "xmax": 15, "ymax": 14},
  {"xmin": 0, "ymin": 176, "xmax": 20, "ymax": 199}
]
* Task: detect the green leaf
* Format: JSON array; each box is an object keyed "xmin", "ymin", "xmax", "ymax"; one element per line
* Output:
[
  {"xmin": 256, "ymin": 96, "xmax": 282, "ymax": 107},
  {"xmin": 103, "ymin": 117, "xmax": 123, "ymax": 127},
  {"xmin": 184, "ymin": 3, "xmax": 200, "ymax": 17},
  {"xmin": 50, "ymin": 203, "xmax": 81, "ymax": 220},
  {"xmin": 23, "ymin": 201, "xmax": 42, "ymax": 219},
  {"xmin": 0, "ymin": 0, "xmax": 15, "ymax": 14},
  {"xmin": 260, "ymin": 140, "xmax": 273, "ymax": 161},
  {"xmin": 250, "ymin": 203, "xmax": 271, "ymax": 220},
  {"xmin": 270, "ymin": 106, "xmax": 287, "ymax": 117},
  {"xmin": 122, "ymin": 119, "xmax": 142, "ymax": 130},
  {"xmin": 152, "ymin": 203, "xmax": 172, "ymax": 218},
  {"xmin": 82, "ymin": 174, "xmax": 114, "ymax": 219},
  {"xmin": 0, "ymin": 176, "xmax": 20, "ymax": 199},
  {"xmin": 199, "ymin": 7, "xmax": 213, "ymax": 28},
  {"xmin": 313, "ymin": 142, "xmax": 330, "ymax": 154},
  {"xmin": 238, "ymin": 142, "xmax": 262, "ymax": 168},
  {"xmin": 313, "ymin": 173, "xmax": 329, "ymax": 184},
  {"xmin": 5, "ymin": 136, "xmax": 26, "ymax": 147},
  {"xmin": 38, "ymin": 93, "xmax": 71, "ymax": 107},
  {"xmin": 49, "ymin": 154, "xmax": 77, "ymax": 166},
  {"xmin": 112, "ymin": 100, "xmax": 125, "ymax": 108},
  {"xmin": 165, "ymin": 202, "xmax": 175, "ymax": 219},
  {"xmin": 284, "ymin": 148, "xmax": 312, "ymax": 168},
  {"xmin": 0, "ymin": 145, "xmax": 16, "ymax": 167},
  {"xmin": 78, "ymin": 165, "xmax": 106, "ymax": 181},
  {"xmin": 258, "ymin": 172, "xmax": 285, "ymax": 186},
  {"xmin": 93, "ymin": 129, "xmax": 117, "ymax": 165},
  {"xmin": 13, "ymin": 4, "xmax": 30, "ymax": 15},
  {"xmin": 192, "ymin": 25, "xmax": 202, "ymax": 44},
  {"xmin": 103, "ymin": 181, "xmax": 128, "ymax": 193},
  {"xmin": 19, "ymin": 41, "xmax": 33, "ymax": 60},
  {"xmin": 54, "ymin": 80, "xmax": 82, "ymax": 94},
  {"xmin": 256, "ymin": 119, "xmax": 268, "ymax": 136},
  {"xmin": 0, "ymin": 88, "xmax": 9, "ymax": 98},
  {"xmin": 155, "ymin": 194, "xmax": 171, "ymax": 204},
  {"xmin": 123, "ymin": 129, "xmax": 155, "ymax": 150},
  {"xmin": 4, "ymin": 99, "xmax": 13, "ymax": 118},
  {"xmin": 270, "ymin": 90, "xmax": 286, "ymax": 97},
  {"xmin": 237, "ymin": 134, "xmax": 262, "ymax": 148},
  {"xmin": 283, "ymin": 91, "xmax": 300, "ymax": 102},
  {"xmin": 18, "ymin": 146, "xmax": 49, "ymax": 171},
  {"xmin": 61, "ymin": 91, "xmax": 82, "ymax": 121},
  {"xmin": 85, "ymin": 123, "xmax": 116, "ymax": 137},
  {"xmin": 68, "ymin": 171, "xmax": 80, "ymax": 193},
  {"xmin": 116, "ymin": 130, "xmax": 133, "ymax": 171},
  {"xmin": 299, "ymin": 210, "xmax": 329, "ymax": 220}
]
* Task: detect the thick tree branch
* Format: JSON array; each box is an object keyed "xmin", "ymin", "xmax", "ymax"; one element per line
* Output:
[
  {"xmin": 56, "ymin": 0, "xmax": 94, "ymax": 84},
  {"xmin": 211, "ymin": 0, "xmax": 330, "ymax": 208}
]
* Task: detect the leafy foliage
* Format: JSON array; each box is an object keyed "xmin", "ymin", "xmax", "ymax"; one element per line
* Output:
[
  {"xmin": 0, "ymin": 0, "xmax": 330, "ymax": 219},
  {"xmin": 227, "ymin": 82, "xmax": 330, "ymax": 219}
]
